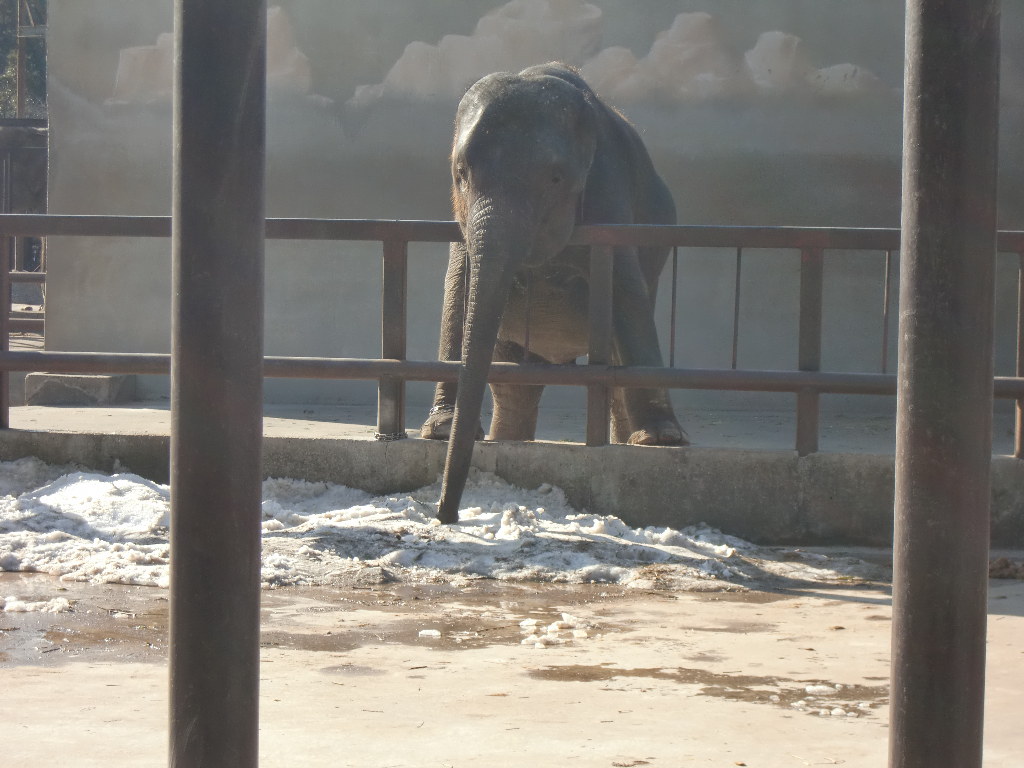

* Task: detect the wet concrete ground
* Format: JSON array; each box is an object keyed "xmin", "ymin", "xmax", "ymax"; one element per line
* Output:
[
  {"xmin": 1, "ymin": 360, "xmax": 1021, "ymax": 763},
  {"xmin": 2, "ymin": 568, "xmax": 1022, "ymax": 767}
]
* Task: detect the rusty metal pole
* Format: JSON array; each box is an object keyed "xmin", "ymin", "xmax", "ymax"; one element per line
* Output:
[
  {"xmin": 891, "ymin": 2, "xmax": 999, "ymax": 767},
  {"xmin": 587, "ymin": 245, "xmax": 613, "ymax": 446},
  {"xmin": 169, "ymin": 1, "xmax": 266, "ymax": 766},
  {"xmin": 0, "ymin": 151, "xmax": 11, "ymax": 429},
  {"xmin": 15, "ymin": 0, "xmax": 27, "ymax": 118},
  {"xmin": 377, "ymin": 239, "xmax": 408, "ymax": 439},
  {"xmin": 796, "ymin": 247, "xmax": 824, "ymax": 455},
  {"xmin": 1016, "ymin": 253, "xmax": 1024, "ymax": 458}
]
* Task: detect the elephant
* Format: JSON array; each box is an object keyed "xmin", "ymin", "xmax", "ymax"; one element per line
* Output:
[{"xmin": 423, "ymin": 63, "xmax": 687, "ymax": 524}]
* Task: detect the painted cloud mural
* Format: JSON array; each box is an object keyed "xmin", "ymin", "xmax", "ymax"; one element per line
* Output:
[
  {"xmin": 348, "ymin": 2, "xmax": 887, "ymax": 108},
  {"xmin": 581, "ymin": 13, "xmax": 747, "ymax": 101},
  {"xmin": 348, "ymin": 0, "xmax": 603, "ymax": 107},
  {"xmin": 109, "ymin": 6, "xmax": 316, "ymax": 105},
  {"xmin": 107, "ymin": 1, "xmax": 887, "ymax": 109}
]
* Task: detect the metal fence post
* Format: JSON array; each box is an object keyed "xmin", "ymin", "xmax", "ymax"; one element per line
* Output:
[
  {"xmin": 378, "ymin": 239, "xmax": 408, "ymax": 439},
  {"xmin": 587, "ymin": 244, "xmax": 614, "ymax": 446},
  {"xmin": 169, "ymin": 2, "xmax": 266, "ymax": 766},
  {"xmin": 16, "ymin": 0, "xmax": 27, "ymax": 118},
  {"xmin": 0, "ymin": 238, "xmax": 9, "ymax": 430},
  {"xmin": 891, "ymin": 2, "xmax": 1000, "ymax": 766},
  {"xmin": 0, "ymin": 151, "xmax": 11, "ymax": 429},
  {"xmin": 796, "ymin": 247, "xmax": 824, "ymax": 455},
  {"xmin": 731, "ymin": 247, "xmax": 743, "ymax": 370},
  {"xmin": 1016, "ymin": 252, "xmax": 1024, "ymax": 459}
]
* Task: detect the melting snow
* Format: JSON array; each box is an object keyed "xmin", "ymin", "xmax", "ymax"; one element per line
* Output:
[{"xmin": 0, "ymin": 457, "xmax": 885, "ymax": 606}]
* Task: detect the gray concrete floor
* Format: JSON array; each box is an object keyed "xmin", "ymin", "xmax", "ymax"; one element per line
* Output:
[{"xmin": 6, "ymin": 397, "xmax": 1019, "ymax": 456}]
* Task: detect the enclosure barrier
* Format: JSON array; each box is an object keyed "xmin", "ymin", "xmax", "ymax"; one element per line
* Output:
[
  {"xmin": 0, "ymin": 213, "xmax": 1023, "ymax": 453},
  {"xmin": 0, "ymin": 141, "xmax": 47, "ymax": 338}
]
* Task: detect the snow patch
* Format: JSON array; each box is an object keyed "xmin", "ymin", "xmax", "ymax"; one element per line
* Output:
[
  {"xmin": 1, "ymin": 595, "xmax": 73, "ymax": 613},
  {"xmin": 0, "ymin": 460, "xmax": 887, "ymax": 591}
]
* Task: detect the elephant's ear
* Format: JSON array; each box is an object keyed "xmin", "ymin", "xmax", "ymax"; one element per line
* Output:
[
  {"xmin": 573, "ymin": 90, "xmax": 599, "ymax": 180},
  {"xmin": 573, "ymin": 94, "xmax": 600, "ymax": 224}
]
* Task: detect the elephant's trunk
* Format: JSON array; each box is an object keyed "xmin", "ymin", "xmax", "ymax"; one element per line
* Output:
[{"xmin": 436, "ymin": 204, "xmax": 524, "ymax": 523}]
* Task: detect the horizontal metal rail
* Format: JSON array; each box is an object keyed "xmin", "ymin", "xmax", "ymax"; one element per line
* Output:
[
  {"xmin": 2, "ymin": 213, "xmax": 1022, "ymax": 452},
  {"xmin": 10, "ymin": 270, "xmax": 44, "ymax": 283},
  {"xmin": 8, "ymin": 318, "xmax": 42, "ymax": 332},
  {"xmin": 5, "ymin": 214, "xmax": 1024, "ymax": 253},
  {"xmin": 1, "ymin": 350, "xmax": 1023, "ymax": 399},
  {"xmin": 0, "ymin": 118, "xmax": 48, "ymax": 128},
  {"xmin": 0, "ymin": 214, "xmax": 462, "ymax": 242}
]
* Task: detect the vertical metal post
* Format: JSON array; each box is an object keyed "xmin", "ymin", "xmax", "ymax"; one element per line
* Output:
[
  {"xmin": 377, "ymin": 239, "xmax": 408, "ymax": 439},
  {"xmin": 16, "ymin": 1, "xmax": 27, "ymax": 118},
  {"xmin": 587, "ymin": 245, "xmax": 613, "ymax": 446},
  {"xmin": 0, "ymin": 223, "xmax": 9, "ymax": 430},
  {"xmin": 668, "ymin": 246, "xmax": 677, "ymax": 367},
  {"xmin": 0, "ymin": 150, "xmax": 11, "ymax": 270},
  {"xmin": 881, "ymin": 250, "xmax": 895, "ymax": 374},
  {"xmin": 1016, "ymin": 253, "xmax": 1024, "ymax": 459},
  {"xmin": 891, "ymin": 2, "xmax": 999, "ymax": 767},
  {"xmin": 731, "ymin": 247, "xmax": 743, "ymax": 370},
  {"xmin": 170, "ymin": 2, "xmax": 266, "ymax": 767},
  {"xmin": 0, "ymin": 151, "xmax": 10, "ymax": 214},
  {"xmin": 796, "ymin": 247, "xmax": 824, "ymax": 455},
  {"xmin": 0, "ymin": 151, "xmax": 11, "ymax": 429},
  {"xmin": 522, "ymin": 271, "xmax": 531, "ymax": 361}
]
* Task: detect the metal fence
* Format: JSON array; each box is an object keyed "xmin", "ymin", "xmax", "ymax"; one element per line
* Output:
[
  {"xmin": 1, "ymin": 212, "xmax": 1023, "ymax": 454},
  {"xmin": 0, "ymin": 141, "xmax": 47, "ymax": 337}
]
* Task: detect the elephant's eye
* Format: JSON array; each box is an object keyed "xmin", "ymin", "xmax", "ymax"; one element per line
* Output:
[
  {"xmin": 551, "ymin": 173, "xmax": 563, "ymax": 185},
  {"xmin": 455, "ymin": 165, "xmax": 468, "ymax": 183}
]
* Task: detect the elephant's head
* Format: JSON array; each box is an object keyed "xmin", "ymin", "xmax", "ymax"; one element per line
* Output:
[{"xmin": 436, "ymin": 68, "xmax": 598, "ymax": 523}]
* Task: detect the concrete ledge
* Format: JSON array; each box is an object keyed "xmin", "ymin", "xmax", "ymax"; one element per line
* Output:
[
  {"xmin": 25, "ymin": 374, "xmax": 137, "ymax": 405},
  {"xmin": 1, "ymin": 428, "xmax": 1021, "ymax": 547}
]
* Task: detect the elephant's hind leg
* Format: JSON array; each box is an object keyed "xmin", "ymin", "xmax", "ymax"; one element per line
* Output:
[
  {"xmin": 623, "ymin": 386, "xmax": 689, "ymax": 446},
  {"xmin": 608, "ymin": 250, "xmax": 688, "ymax": 446},
  {"xmin": 610, "ymin": 388, "xmax": 632, "ymax": 443},
  {"xmin": 608, "ymin": 332, "xmax": 688, "ymax": 446}
]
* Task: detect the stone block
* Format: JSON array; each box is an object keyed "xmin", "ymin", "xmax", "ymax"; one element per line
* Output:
[{"xmin": 25, "ymin": 374, "xmax": 137, "ymax": 406}]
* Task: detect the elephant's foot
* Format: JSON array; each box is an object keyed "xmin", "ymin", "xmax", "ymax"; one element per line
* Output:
[
  {"xmin": 420, "ymin": 405, "xmax": 484, "ymax": 441},
  {"xmin": 627, "ymin": 418, "xmax": 689, "ymax": 446}
]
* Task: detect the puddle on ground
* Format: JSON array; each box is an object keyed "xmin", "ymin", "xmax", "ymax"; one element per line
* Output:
[
  {"xmin": 260, "ymin": 630, "xmax": 363, "ymax": 654},
  {"xmin": 0, "ymin": 570, "xmax": 893, "ymax": 690},
  {"xmin": 0, "ymin": 572, "xmax": 632, "ymax": 666},
  {"xmin": 1, "ymin": 572, "xmax": 168, "ymax": 666},
  {"xmin": 684, "ymin": 651, "xmax": 726, "ymax": 663},
  {"xmin": 679, "ymin": 620, "xmax": 775, "ymax": 634},
  {"xmin": 319, "ymin": 663, "xmax": 387, "ymax": 676},
  {"xmin": 526, "ymin": 663, "xmax": 889, "ymax": 716},
  {"xmin": 692, "ymin": 590, "xmax": 792, "ymax": 605}
]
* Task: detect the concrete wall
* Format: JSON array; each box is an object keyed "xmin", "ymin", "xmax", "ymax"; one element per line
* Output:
[
  {"xmin": 2, "ymin": 427, "xmax": 1022, "ymax": 547},
  {"xmin": 44, "ymin": 1, "xmax": 1024, "ymax": 421}
]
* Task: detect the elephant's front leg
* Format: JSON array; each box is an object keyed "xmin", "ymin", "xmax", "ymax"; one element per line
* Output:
[
  {"xmin": 422, "ymin": 242, "xmax": 483, "ymax": 440},
  {"xmin": 611, "ymin": 250, "xmax": 689, "ymax": 446},
  {"xmin": 488, "ymin": 340, "xmax": 546, "ymax": 441}
]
